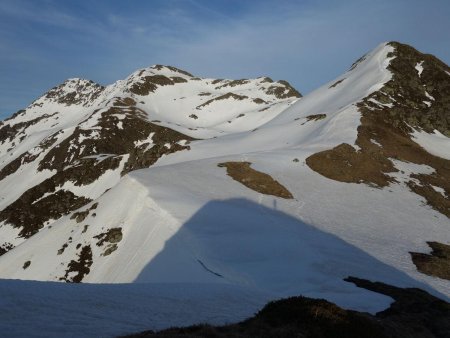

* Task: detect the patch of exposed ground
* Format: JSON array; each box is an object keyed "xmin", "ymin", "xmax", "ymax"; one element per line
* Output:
[
  {"xmin": 0, "ymin": 187, "xmax": 91, "ymax": 238},
  {"xmin": 0, "ymin": 242, "xmax": 13, "ymax": 256},
  {"xmin": 70, "ymin": 203, "xmax": 98, "ymax": 223},
  {"xmin": 306, "ymin": 42, "xmax": 450, "ymax": 217},
  {"xmin": 196, "ymin": 93, "xmax": 248, "ymax": 109},
  {"xmin": 214, "ymin": 79, "xmax": 250, "ymax": 89},
  {"xmin": 303, "ymin": 114, "xmax": 327, "ymax": 124},
  {"xmin": 329, "ymin": 78, "xmax": 346, "ymax": 88},
  {"xmin": 94, "ymin": 227, "xmax": 123, "ymax": 256},
  {"xmin": 121, "ymin": 277, "xmax": 450, "ymax": 338},
  {"xmin": 44, "ymin": 79, "xmax": 104, "ymax": 106},
  {"xmin": 152, "ymin": 65, "xmax": 193, "ymax": 77},
  {"xmin": 60, "ymin": 245, "xmax": 93, "ymax": 283},
  {"xmin": 0, "ymin": 112, "xmax": 58, "ymax": 145},
  {"xmin": 129, "ymin": 75, "xmax": 176, "ymax": 96},
  {"xmin": 266, "ymin": 80, "xmax": 302, "ymax": 99},
  {"xmin": 218, "ymin": 162, "xmax": 293, "ymax": 199},
  {"xmin": 410, "ymin": 242, "xmax": 450, "ymax": 280}
]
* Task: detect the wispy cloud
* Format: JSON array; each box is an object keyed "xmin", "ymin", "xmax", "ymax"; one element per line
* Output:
[{"xmin": 1, "ymin": 0, "xmax": 450, "ymax": 117}]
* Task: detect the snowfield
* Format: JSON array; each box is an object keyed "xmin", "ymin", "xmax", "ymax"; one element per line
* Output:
[{"xmin": 0, "ymin": 42, "xmax": 449, "ymax": 338}]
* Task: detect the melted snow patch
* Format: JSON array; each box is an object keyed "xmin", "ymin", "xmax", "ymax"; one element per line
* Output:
[
  {"xmin": 424, "ymin": 91, "xmax": 435, "ymax": 101},
  {"xmin": 415, "ymin": 61, "xmax": 424, "ymax": 77},
  {"xmin": 412, "ymin": 129, "xmax": 450, "ymax": 160},
  {"xmin": 389, "ymin": 159, "xmax": 435, "ymax": 185},
  {"xmin": 431, "ymin": 185, "xmax": 446, "ymax": 197},
  {"xmin": 370, "ymin": 139, "xmax": 382, "ymax": 147}
]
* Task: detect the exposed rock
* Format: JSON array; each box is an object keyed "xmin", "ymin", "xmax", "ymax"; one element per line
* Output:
[
  {"xmin": 0, "ymin": 242, "xmax": 14, "ymax": 256},
  {"xmin": 60, "ymin": 245, "xmax": 93, "ymax": 283},
  {"xmin": 94, "ymin": 228, "xmax": 123, "ymax": 246}
]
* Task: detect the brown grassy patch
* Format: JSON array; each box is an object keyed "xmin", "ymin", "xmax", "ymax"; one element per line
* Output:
[
  {"xmin": 218, "ymin": 162, "xmax": 293, "ymax": 199},
  {"xmin": 410, "ymin": 242, "xmax": 450, "ymax": 280}
]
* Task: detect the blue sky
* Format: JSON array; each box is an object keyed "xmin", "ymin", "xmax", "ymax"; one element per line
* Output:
[{"xmin": 1, "ymin": 0, "xmax": 449, "ymax": 119}]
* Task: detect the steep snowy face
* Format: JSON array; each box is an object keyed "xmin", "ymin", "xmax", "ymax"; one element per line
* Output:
[{"xmin": 0, "ymin": 42, "xmax": 448, "ymax": 317}]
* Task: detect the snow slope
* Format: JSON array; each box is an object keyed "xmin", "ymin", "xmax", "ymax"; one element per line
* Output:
[{"xmin": 0, "ymin": 42, "xmax": 449, "ymax": 337}]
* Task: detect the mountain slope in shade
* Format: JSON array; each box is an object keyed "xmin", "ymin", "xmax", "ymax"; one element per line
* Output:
[{"xmin": 0, "ymin": 42, "xmax": 449, "ymax": 337}]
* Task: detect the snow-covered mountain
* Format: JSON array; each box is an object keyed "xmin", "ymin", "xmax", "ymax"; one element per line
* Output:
[{"xmin": 0, "ymin": 41, "xmax": 449, "ymax": 331}]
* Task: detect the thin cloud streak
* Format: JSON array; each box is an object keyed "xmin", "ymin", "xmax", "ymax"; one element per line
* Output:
[{"xmin": 0, "ymin": 0, "xmax": 449, "ymax": 117}]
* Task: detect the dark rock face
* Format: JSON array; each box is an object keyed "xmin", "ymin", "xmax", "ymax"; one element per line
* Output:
[{"xmin": 120, "ymin": 277, "xmax": 450, "ymax": 338}]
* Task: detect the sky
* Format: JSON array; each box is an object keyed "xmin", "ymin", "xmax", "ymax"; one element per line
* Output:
[{"xmin": 1, "ymin": 0, "xmax": 449, "ymax": 119}]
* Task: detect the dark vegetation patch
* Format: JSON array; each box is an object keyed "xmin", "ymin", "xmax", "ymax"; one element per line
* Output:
[
  {"xmin": 303, "ymin": 114, "xmax": 327, "ymax": 124},
  {"xmin": 60, "ymin": 245, "xmax": 93, "ymax": 283},
  {"xmin": 210, "ymin": 79, "xmax": 223, "ymax": 85},
  {"xmin": 214, "ymin": 79, "xmax": 250, "ymax": 89},
  {"xmin": 349, "ymin": 54, "xmax": 367, "ymax": 71},
  {"xmin": 44, "ymin": 79, "xmax": 104, "ymax": 106},
  {"xmin": 0, "ymin": 129, "xmax": 62, "ymax": 181},
  {"xmin": 218, "ymin": 162, "xmax": 293, "ymax": 199},
  {"xmin": 129, "ymin": 75, "xmax": 175, "ymax": 96},
  {"xmin": 266, "ymin": 80, "xmax": 302, "ymax": 99},
  {"xmin": 113, "ymin": 97, "xmax": 136, "ymax": 107},
  {"xmin": 329, "ymin": 78, "xmax": 345, "ymax": 88},
  {"xmin": 170, "ymin": 77, "xmax": 188, "ymax": 83},
  {"xmin": 306, "ymin": 42, "xmax": 450, "ymax": 217},
  {"xmin": 152, "ymin": 65, "xmax": 193, "ymax": 77},
  {"xmin": 410, "ymin": 241, "xmax": 450, "ymax": 280},
  {"xmin": 94, "ymin": 227, "xmax": 123, "ymax": 256},
  {"xmin": 71, "ymin": 203, "xmax": 98, "ymax": 223},
  {"xmin": 0, "ymin": 242, "xmax": 14, "ymax": 256},
  {"xmin": 22, "ymin": 260, "xmax": 31, "ymax": 269},
  {"xmin": 196, "ymin": 93, "xmax": 249, "ymax": 109},
  {"xmin": 0, "ymin": 188, "xmax": 91, "ymax": 238},
  {"xmin": 94, "ymin": 228, "xmax": 123, "ymax": 246},
  {"xmin": 0, "ymin": 112, "xmax": 58, "ymax": 145},
  {"xmin": 189, "ymin": 114, "xmax": 198, "ymax": 120},
  {"xmin": 57, "ymin": 243, "xmax": 69, "ymax": 255},
  {"xmin": 198, "ymin": 92, "xmax": 211, "ymax": 96},
  {"xmin": 121, "ymin": 277, "xmax": 450, "ymax": 338},
  {"xmin": 253, "ymin": 98, "xmax": 267, "ymax": 104},
  {"xmin": 260, "ymin": 77, "xmax": 274, "ymax": 83}
]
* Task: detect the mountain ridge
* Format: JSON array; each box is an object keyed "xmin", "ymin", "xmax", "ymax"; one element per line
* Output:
[{"xmin": 0, "ymin": 42, "xmax": 448, "ymax": 326}]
